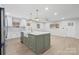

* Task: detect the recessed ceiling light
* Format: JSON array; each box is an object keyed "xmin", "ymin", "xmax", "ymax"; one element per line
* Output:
[
  {"xmin": 45, "ymin": 7, "xmax": 49, "ymax": 11},
  {"xmin": 61, "ymin": 17, "xmax": 65, "ymax": 20},
  {"xmin": 54, "ymin": 12, "xmax": 58, "ymax": 16}
]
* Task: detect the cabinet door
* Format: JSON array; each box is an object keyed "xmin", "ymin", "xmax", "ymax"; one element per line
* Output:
[
  {"xmin": 28, "ymin": 35, "xmax": 36, "ymax": 51},
  {"xmin": 44, "ymin": 34, "xmax": 50, "ymax": 50},
  {"xmin": 31, "ymin": 36, "xmax": 36, "ymax": 52},
  {"xmin": 23, "ymin": 37, "xmax": 28, "ymax": 46},
  {"xmin": 36, "ymin": 35, "xmax": 44, "ymax": 54}
]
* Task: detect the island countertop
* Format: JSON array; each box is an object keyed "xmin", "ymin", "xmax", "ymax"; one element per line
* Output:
[{"xmin": 28, "ymin": 31, "xmax": 50, "ymax": 35}]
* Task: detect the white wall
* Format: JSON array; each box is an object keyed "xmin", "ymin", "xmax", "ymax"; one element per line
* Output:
[
  {"xmin": 6, "ymin": 15, "xmax": 79, "ymax": 39},
  {"xmin": 7, "ymin": 28, "xmax": 21, "ymax": 39},
  {"xmin": 6, "ymin": 15, "xmax": 27, "ymax": 39},
  {"xmin": 7, "ymin": 16, "xmax": 12, "ymax": 26},
  {"xmin": 75, "ymin": 20, "xmax": 79, "ymax": 39},
  {"xmin": 25, "ymin": 20, "xmax": 79, "ymax": 39},
  {"xmin": 31, "ymin": 21, "xmax": 50, "ymax": 32},
  {"xmin": 60, "ymin": 20, "xmax": 76, "ymax": 37},
  {"xmin": 29, "ymin": 21, "xmax": 44, "ymax": 31},
  {"xmin": 32, "ymin": 20, "xmax": 79, "ymax": 39},
  {"xmin": 42, "ymin": 22, "xmax": 50, "ymax": 32},
  {"xmin": 50, "ymin": 20, "xmax": 78, "ymax": 38}
]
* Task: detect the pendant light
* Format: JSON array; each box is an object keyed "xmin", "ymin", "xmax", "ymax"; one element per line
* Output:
[{"xmin": 35, "ymin": 9, "xmax": 39, "ymax": 21}]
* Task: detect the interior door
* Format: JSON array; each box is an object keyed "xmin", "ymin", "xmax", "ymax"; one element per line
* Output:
[{"xmin": 0, "ymin": 7, "xmax": 5, "ymax": 55}]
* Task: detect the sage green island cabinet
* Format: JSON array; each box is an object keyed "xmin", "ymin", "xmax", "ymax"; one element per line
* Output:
[{"xmin": 20, "ymin": 31, "xmax": 50, "ymax": 54}]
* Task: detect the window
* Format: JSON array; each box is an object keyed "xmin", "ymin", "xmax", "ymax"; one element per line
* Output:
[
  {"xmin": 50, "ymin": 24, "xmax": 55, "ymax": 28},
  {"xmin": 27, "ymin": 23, "xmax": 30, "ymax": 26},
  {"xmin": 50, "ymin": 24, "xmax": 59, "ymax": 28},
  {"xmin": 68, "ymin": 22, "xmax": 74, "ymax": 26},
  {"xmin": 56, "ymin": 24, "xmax": 59, "ymax": 28},
  {"xmin": 12, "ymin": 17, "xmax": 20, "ymax": 28}
]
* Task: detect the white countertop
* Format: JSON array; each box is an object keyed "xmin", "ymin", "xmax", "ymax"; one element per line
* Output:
[
  {"xmin": 28, "ymin": 31, "xmax": 50, "ymax": 35},
  {"xmin": 24, "ymin": 33, "xmax": 28, "ymax": 37}
]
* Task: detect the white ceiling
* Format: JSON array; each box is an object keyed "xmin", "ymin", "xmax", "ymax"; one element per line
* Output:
[{"xmin": 1, "ymin": 4, "xmax": 79, "ymax": 21}]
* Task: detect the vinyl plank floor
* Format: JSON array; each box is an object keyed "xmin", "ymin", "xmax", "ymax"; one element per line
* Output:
[{"xmin": 6, "ymin": 36, "xmax": 79, "ymax": 55}]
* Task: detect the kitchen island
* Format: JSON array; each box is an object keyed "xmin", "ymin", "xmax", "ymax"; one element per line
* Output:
[{"xmin": 20, "ymin": 31, "xmax": 50, "ymax": 54}]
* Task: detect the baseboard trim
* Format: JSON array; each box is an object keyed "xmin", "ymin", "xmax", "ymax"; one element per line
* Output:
[
  {"xmin": 52, "ymin": 35, "xmax": 79, "ymax": 39},
  {"xmin": 6, "ymin": 37, "xmax": 20, "ymax": 40}
]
